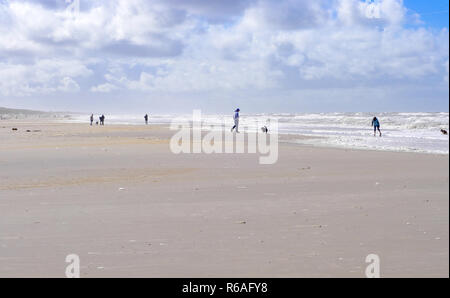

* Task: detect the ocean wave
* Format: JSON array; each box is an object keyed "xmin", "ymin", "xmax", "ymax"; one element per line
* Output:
[{"xmin": 63, "ymin": 112, "xmax": 449, "ymax": 154}]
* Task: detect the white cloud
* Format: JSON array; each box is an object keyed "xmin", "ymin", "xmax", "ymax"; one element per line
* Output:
[
  {"xmin": 91, "ymin": 83, "xmax": 118, "ymax": 93},
  {"xmin": 58, "ymin": 77, "xmax": 80, "ymax": 92},
  {"xmin": 0, "ymin": 0, "xmax": 447, "ymax": 111},
  {"xmin": 0, "ymin": 59, "xmax": 91, "ymax": 96}
]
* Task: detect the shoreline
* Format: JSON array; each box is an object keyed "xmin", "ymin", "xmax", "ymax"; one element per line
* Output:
[{"xmin": 1, "ymin": 118, "xmax": 448, "ymax": 156}]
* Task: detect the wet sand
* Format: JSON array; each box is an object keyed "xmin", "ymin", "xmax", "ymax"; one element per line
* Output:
[{"xmin": 0, "ymin": 121, "xmax": 448, "ymax": 277}]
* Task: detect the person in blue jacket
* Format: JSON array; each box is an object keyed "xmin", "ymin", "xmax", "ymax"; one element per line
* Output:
[
  {"xmin": 231, "ymin": 108, "xmax": 240, "ymax": 133},
  {"xmin": 372, "ymin": 117, "xmax": 381, "ymax": 137}
]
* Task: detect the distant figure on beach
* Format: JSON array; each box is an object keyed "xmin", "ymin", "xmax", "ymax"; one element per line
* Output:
[
  {"xmin": 231, "ymin": 108, "xmax": 240, "ymax": 133},
  {"xmin": 372, "ymin": 117, "xmax": 381, "ymax": 137},
  {"xmin": 441, "ymin": 129, "xmax": 448, "ymax": 135},
  {"xmin": 261, "ymin": 126, "xmax": 268, "ymax": 134},
  {"xmin": 144, "ymin": 114, "xmax": 148, "ymax": 125},
  {"xmin": 100, "ymin": 115, "xmax": 105, "ymax": 126},
  {"xmin": 90, "ymin": 114, "xmax": 94, "ymax": 126}
]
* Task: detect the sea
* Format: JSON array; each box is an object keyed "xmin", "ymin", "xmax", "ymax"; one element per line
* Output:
[{"xmin": 65, "ymin": 112, "xmax": 449, "ymax": 154}]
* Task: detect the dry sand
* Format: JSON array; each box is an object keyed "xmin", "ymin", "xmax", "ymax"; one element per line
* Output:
[{"xmin": 0, "ymin": 121, "xmax": 448, "ymax": 277}]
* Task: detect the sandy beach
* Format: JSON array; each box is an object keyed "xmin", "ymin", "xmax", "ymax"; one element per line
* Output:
[{"xmin": 0, "ymin": 120, "xmax": 448, "ymax": 277}]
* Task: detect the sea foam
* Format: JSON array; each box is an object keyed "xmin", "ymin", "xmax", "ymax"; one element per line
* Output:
[{"xmin": 65, "ymin": 112, "xmax": 449, "ymax": 154}]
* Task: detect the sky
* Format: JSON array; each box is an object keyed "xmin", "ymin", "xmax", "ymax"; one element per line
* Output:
[{"xmin": 0, "ymin": 0, "xmax": 448, "ymax": 114}]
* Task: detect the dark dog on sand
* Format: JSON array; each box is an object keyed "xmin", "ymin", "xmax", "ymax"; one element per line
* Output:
[{"xmin": 261, "ymin": 126, "xmax": 268, "ymax": 133}]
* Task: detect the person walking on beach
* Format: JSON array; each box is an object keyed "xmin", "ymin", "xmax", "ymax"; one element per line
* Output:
[
  {"xmin": 372, "ymin": 116, "xmax": 381, "ymax": 137},
  {"xmin": 144, "ymin": 114, "xmax": 148, "ymax": 125},
  {"xmin": 100, "ymin": 115, "xmax": 105, "ymax": 126},
  {"xmin": 90, "ymin": 114, "xmax": 94, "ymax": 126},
  {"xmin": 231, "ymin": 108, "xmax": 240, "ymax": 133}
]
